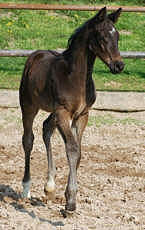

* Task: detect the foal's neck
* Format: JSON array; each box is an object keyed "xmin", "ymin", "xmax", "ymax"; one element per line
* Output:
[
  {"xmin": 87, "ymin": 50, "xmax": 96, "ymax": 80},
  {"xmin": 73, "ymin": 46, "xmax": 88, "ymax": 74},
  {"xmin": 64, "ymin": 43, "xmax": 88, "ymax": 79}
]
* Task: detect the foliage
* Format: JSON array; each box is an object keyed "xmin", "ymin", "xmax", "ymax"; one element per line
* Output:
[{"xmin": 88, "ymin": 114, "xmax": 145, "ymax": 127}]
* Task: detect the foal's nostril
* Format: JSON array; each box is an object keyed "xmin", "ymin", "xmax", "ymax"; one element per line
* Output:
[
  {"xmin": 109, "ymin": 61, "xmax": 125, "ymax": 74},
  {"xmin": 116, "ymin": 61, "xmax": 125, "ymax": 72}
]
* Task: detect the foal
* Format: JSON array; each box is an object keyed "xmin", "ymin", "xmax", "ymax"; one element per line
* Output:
[{"xmin": 19, "ymin": 7, "xmax": 124, "ymax": 212}]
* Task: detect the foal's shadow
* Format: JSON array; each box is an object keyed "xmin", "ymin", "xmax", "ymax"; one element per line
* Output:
[
  {"xmin": 0, "ymin": 184, "xmax": 64, "ymax": 226},
  {"xmin": 0, "ymin": 184, "xmax": 44, "ymax": 206},
  {"xmin": 0, "ymin": 184, "xmax": 20, "ymax": 202}
]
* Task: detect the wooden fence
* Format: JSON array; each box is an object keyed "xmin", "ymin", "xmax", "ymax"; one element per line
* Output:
[
  {"xmin": 0, "ymin": 3, "xmax": 145, "ymax": 58},
  {"xmin": 0, "ymin": 3, "xmax": 145, "ymax": 12},
  {"xmin": 0, "ymin": 50, "xmax": 145, "ymax": 58}
]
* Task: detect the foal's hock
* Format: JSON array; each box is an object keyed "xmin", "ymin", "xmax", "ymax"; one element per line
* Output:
[{"xmin": 19, "ymin": 7, "xmax": 124, "ymax": 212}]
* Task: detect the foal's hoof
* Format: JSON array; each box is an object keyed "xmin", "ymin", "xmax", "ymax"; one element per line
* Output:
[
  {"xmin": 44, "ymin": 183, "xmax": 55, "ymax": 201},
  {"xmin": 65, "ymin": 203, "xmax": 76, "ymax": 212},
  {"xmin": 21, "ymin": 191, "xmax": 31, "ymax": 199},
  {"xmin": 60, "ymin": 209, "xmax": 74, "ymax": 218}
]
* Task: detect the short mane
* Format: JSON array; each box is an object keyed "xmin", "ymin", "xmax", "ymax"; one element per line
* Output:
[
  {"xmin": 66, "ymin": 15, "xmax": 95, "ymax": 51},
  {"xmin": 67, "ymin": 24, "xmax": 86, "ymax": 49}
]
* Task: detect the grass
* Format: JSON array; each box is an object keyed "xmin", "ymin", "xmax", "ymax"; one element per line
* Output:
[
  {"xmin": 88, "ymin": 114, "xmax": 145, "ymax": 127},
  {"xmin": 0, "ymin": 0, "xmax": 145, "ymax": 90}
]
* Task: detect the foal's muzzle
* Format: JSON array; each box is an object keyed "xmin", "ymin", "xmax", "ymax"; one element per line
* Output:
[{"xmin": 109, "ymin": 61, "xmax": 125, "ymax": 74}]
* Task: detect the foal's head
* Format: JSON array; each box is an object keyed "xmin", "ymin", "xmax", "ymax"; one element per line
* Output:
[{"xmin": 88, "ymin": 7, "xmax": 124, "ymax": 74}]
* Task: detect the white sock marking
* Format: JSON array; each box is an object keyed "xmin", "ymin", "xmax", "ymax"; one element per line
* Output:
[
  {"xmin": 45, "ymin": 175, "xmax": 55, "ymax": 193},
  {"xmin": 22, "ymin": 180, "xmax": 31, "ymax": 198}
]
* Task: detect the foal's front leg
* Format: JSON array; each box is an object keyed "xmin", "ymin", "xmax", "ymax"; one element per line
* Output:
[
  {"xmin": 43, "ymin": 113, "xmax": 56, "ymax": 199},
  {"xmin": 71, "ymin": 112, "xmax": 88, "ymax": 168},
  {"xmin": 56, "ymin": 109, "xmax": 80, "ymax": 211}
]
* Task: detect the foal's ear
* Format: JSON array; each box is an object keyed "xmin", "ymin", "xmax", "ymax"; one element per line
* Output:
[
  {"xmin": 88, "ymin": 7, "xmax": 107, "ymax": 28},
  {"xmin": 108, "ymin": 8, "xmax": 122, "ymax": 23},
  {"xmin": 96, "ymin": 7, "xmax": 107, "ymax": 21}
]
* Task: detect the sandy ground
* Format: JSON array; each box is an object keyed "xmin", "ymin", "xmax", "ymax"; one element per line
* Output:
[{"xmin": 0, "ymin": 106, "xmax": 145, "ymax": 230}]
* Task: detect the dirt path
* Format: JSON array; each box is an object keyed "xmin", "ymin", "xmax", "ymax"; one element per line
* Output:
[{"xmin": 0, "ymin": 107, "xmax": 145, "ymax": 230}]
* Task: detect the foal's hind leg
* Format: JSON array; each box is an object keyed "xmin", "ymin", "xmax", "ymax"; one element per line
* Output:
[
  {"xmin": 21, "ymin": 108, "xmax": 38, "ymax": 198},
  {"xmin": 43, "ymin": 113, "xmax": 56, "ymax": 199}
]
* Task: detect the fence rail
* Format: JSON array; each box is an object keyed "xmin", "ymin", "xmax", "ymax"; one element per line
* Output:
[
  {"xmin": 0, "ymin": 3, "xmax": 145, "ymax": 12},
  {"xmin": 0, "ymin": 50, "xmax": 145, "ymax": 58}
]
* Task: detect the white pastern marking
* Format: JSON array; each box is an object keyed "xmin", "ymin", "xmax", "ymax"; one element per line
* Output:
[
  {"xmin": 45, "ymin": 175, "xmax": 55, "ymax": 193},
  {"xmin": 109, "ymin": 27, "xmax": 116, "ymax": 35},
  {"xmin": 22, "ymin": 180, "xmax": 31, "ymax": 198}
]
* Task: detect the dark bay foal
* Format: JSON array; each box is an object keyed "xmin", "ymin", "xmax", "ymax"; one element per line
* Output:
[{"xmin": 19, "ymin": 7, "xmax": 124, "ymax": 212}]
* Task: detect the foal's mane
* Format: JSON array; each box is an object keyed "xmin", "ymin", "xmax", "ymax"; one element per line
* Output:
[
  {"xmin": 62, "ymin": 15, "xmax": 97, "ymax": 72},
  {"xmin": 67, "ymin": 23, "xmax": 88, "ymax": 49},
  {"xmin": 66, "ymin": 15, "xmax": 95, "ymax": 51},
  {"xmin": 65, "ymin": 11, "xmax": 107, "ymax": 53}
]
